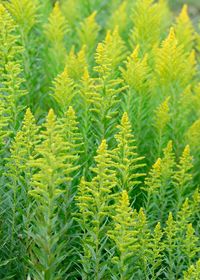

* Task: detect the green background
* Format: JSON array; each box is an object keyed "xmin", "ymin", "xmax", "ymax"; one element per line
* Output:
[{"xmin": 170, "ymin": 0, "xmax": 200, "ymax": 11}]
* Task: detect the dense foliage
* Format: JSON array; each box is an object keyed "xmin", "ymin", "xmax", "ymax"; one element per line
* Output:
[{"xmin": 0, "ymin": 0, "xmax": 200, "ymax": 279}]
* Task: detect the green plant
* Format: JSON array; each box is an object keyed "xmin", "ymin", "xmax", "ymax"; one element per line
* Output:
[{"xmin": 0, "ymin": 0, "xmax": 199, "ymax": 279}]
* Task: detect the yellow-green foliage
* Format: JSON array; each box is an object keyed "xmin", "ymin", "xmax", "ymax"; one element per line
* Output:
[
  {"xmin": 144, "ymin": 141, "xmax": 175, "ymax": 222},
  {"xmin": 121, "ymin": 45, "xmax": 149, "ymax": 92},
  {"xmin": 154, "ymin": 96, "xmax": 170, "ymax": 154},
  {"xmin": 155, "ymin": 97, "xmax": 170, "ymax": 133},
  {"xmin": 0, "ymin": 101, "xmax": 9, "ymax": 150},
  {"xmin": 0, "ymin": 4, "xmax": 25, "ymax": 132},
  {"xmin": 60, "ymin": 0, "xmax": 81, "ymax": 27},
  {"xmin": 1, "ymin": 62, "xmax": 26, "ymax": 128},
  {"xmin": 44, "ymin": 1, "xmax": 68, "ymax": 77},
  {"xmin": 183, "ymin": 259, "xmax": 200, "ymax": 280},
  {"xmin": 175, "ymin": 4, "xmax": 196, "ymax": 52},
  {"xmin": 65, "ymin": 46, "xmax": 87, "ymax": 81},
  {"xmin": 107, "ymin": 1, "xmax": 128, "ymax": 35},
  {"xmin": 163, "ymin": 202, "xmax": 199, "ymax": 279},
  {"xmin": 59, "ymin": 106, "xmax": 82, "ymax": 174},
  {"xmin": 164, "ymin": 212, "xmax": 178, "ymax": 278},
  {"xmin": 95, "ymin": 28, "xmax": 127, "ymax": 74},
  {"xmin": 187, "ymin": 119, "xmax": 200, "ymax": 151},
  {"xmin": 149, "ymin": 222, "xmax": 164, "ymax": 279},
  {"xmin": 29, "ymin": 109, "xmax": 68, "ymax": 200},
  {"xmin": 145, "ymin": 158, "xmax": 162, "ymax": 202},
  {"xmin": 28, "ymin": 109, "xmax": 75, "ymax": 278},
  {"xmin": 6, "ymin": 0, "xmax": 38, "ymax": 34},
  {"xmin": 173, "ymin": 145, "xmax": 193, "ymax": 210},
  {"xmin": 3, "ymin": 109, "xmax": 38, "ymax": 271},
  {"xmin": 7, "ymin": 108, "xmax": 38, "ymax": 182},
  {"xmin": 152, "ymin": 27, "xmax": 196, "ymax": 101},
  {"xmin": 0, "ymin": 4, "xmax": 22, "ymax": 69},
  {"xmin": 52, "ymin": 66, "xmax": 75, "ymax": 112},
  {"xmin": 45, "ymin": 2, "xmax": 67, "ymax": 45},
  {"xmin": 113, "ymin": 112, "xmax": 145, "ymax": 193},
  {"xmin": 0, "ymin": 0, "xmax": 200, "ymax": 279},
  {"xmin": 76, "ymin": 140, "xmax": 117, "ymax": 278},
  {"xmin": 92, "ymin": 38, "xmax": 127, "ymax": 141},
  {"xmin": 78, "ymin": 12, "xmax": 99, "ymax": 55},
  {"xmin": 130, "ymin": 0, "xmax": 169, "ymax": 53},
  {"xmin": 108, "ymin": 190, "xmax": 139, "ymax": 279}
]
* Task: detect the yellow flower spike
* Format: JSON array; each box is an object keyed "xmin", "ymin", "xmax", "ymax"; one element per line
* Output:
[
  {"xmin": 121, "ymin": 111, "xmax": 129, "ymax": 125},
  {"xmin": 163, "ymin": 27, "xmax": 177, "ymax": 47},
  {"xmin": 45, "ymin": 2, "xmax": 68, "ymax": 43},
  {"xmin": 130, "ymin": 0, "xmax": 163, "ymax": 52},
  {"xmin": 107, "ymin": 1, "xmax": 128, "ymax": 34},
  {"xmin": 144, "ymin": 157, "xmax": 162, "ymax": 198},
  {"xmin": 130, "ymin": 45, "xmax": 140, "ymax": 60},
  {"xmin": 78, "ymin": 11, "xmax": 99, "ymax": 54},
  {"xmin": 145, "ymin": 141, "xmax": 175, "ymax": 223},
  {"xmin": 66, "ymin": 106, "xmax": 75, "ymax": 119},
  {"xmin": 105, "ymin": 30, "xmax": 112, "ymax": 43},
  {"xmin": 138, "ymin": 207, "xmax": 146, "ymax": 224},
  {"xmin": 44, "ymin": 1, "xmax": 68, "ymax": 76},
  {"xmin": 28, "ymin": 105, "xmax": 78, "ymax": 277},
  {"xmin": 179, "ymin": 4, "xmax": 189, "ymax": 22},
  {"xmin": 113, "ymin": 112, "xmax": 145, "ymax": 193},
  {"xmin": 177, "ymin": 198, "xmax": 192, "ymax": 231},
  {"xmin": 6, "ymin": 0, "xmax": 38, "ymax": 34},
  {"xmin": 121, "ymin": 190, "xmax": 129, "ymax": 205},
  {"xmin": 76, "ymin": 139, "xmax": 117, "ymax": 278},
  {"xmin": 175, "ymin": 4, "xmax": 196, "ymax": 51},
  {"xmin": 189, "ymin": 49, "xmax": 196, "ymax": 65},
  {"xmin": 95, "ymin": 27, "xmax": 127, "ymax": 75},
  {"xmin": 82, "ymin": 67, "xmax": 90, "ymax": 80},
  {"xmin": 60, "ymin": 105, "xmax": 82, "ymax": 162},
  {"xmin": 155, "ymin": 96, "xmax": 170, "ymax": 133},
  {"xmin": 79, "ymin": 67, "xmax": 99, "ymax": 109},
  {"xmin": 121, "ymin": 46, "xmax": 149, "ymax": 91},
  {"xmin": 152, "ymin": 23, "xmax": 193, "ymax": 96},
  {"xmin": 52, "ymin": 66, "xmax": 75, "ymax": 112},
  {"xmin": 65, "ymin": 45, "xmax": 87, "ymax": 81},
  {"xmin": 148, "ymin": 221, "xmax": 164, "ymax": 279},
  {"xmin": 46, "ymin": 108, "xmax": 56, "ymax": 126},
  {"xmin": 165, "ymin": 212, "xmax": 177, "ymax": 261},
  {"xmin": 186, "ymin": 49, "xmax": 197, "ymax": 81},
  {"xmin": 0, "ymin": 4, "xmax": 22, "ymax": 69},
  {"xmin": 183, "ymin": 259, "xmax": 200, "ymax": 280},
  {"xmin": 167, "ymin": 211, "xmax": 174, "ymax": 226},
  {"xmin": 76, "ymin": 177, "xmax": 91, "ymax": 221},
  {"xmin": 0, "ymin": 3, "xmax": 26, "ymax": 134},
  {"xmin": 182, "ymin": 145, "xmax": 191, "ymax": 159},
  {"xmin": 92, "ymin": 29, "xmax": 127, "ymax": 140},
  {"xmin": 153, "ymin": 158, "xmax": 162, "ymax": 173},
  {"xmin": 162, "ymin": 140, "xmax": 175, "ymax": 176},
  {"xmin": 7, "ymin": 107, "xmax": 39, "ymax": 179},
  {"xmin": 97, "ymin": 139, "xmax": 107, "ymax": 154},
  {"xmin": 183, "ymin": 223, "xmax": 199, "ymax": 261},
  {"xmin": 107, "ymin": 190, "xmax": 139, "ymax": 278},
  {"xmin": 174, "ymin": 145, "xmax": 193, "ymax": 212},
  {"xmin": 186, "ymin": 119, "xmax": 200, "ymax": 150}
]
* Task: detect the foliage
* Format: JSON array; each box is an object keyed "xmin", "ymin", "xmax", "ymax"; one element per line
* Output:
[{"xmin": 0, "ymin": 0, "xmax": 199, "ymax": 279}]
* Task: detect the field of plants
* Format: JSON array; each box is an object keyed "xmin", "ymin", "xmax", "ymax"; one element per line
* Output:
[{"xmin": 0, "ymin": 0, "xmax": 200, "ymax": 279}]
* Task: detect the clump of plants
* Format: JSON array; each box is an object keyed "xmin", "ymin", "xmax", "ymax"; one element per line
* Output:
[{"xmin": 0, "ymin": 0, "xmax": 200, "ymax": 279}]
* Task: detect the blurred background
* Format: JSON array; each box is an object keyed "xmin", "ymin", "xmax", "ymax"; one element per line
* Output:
[{"xmin": 170, "ymin": 0, "xmax": 200, "ymax": 9}]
